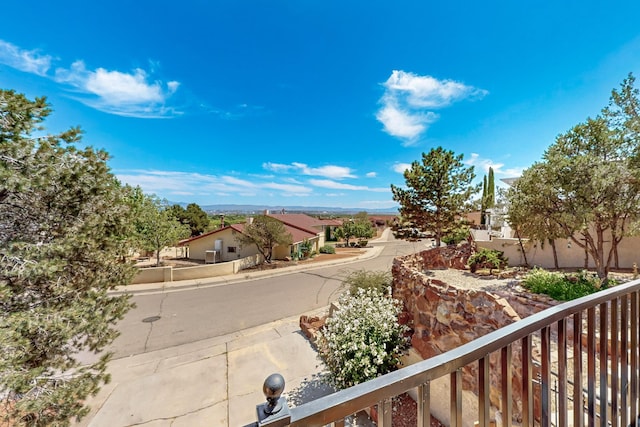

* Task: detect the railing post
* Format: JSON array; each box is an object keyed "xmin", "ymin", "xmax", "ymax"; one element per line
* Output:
[
  {"xmin": 479, "ymin": 356, "xmax": 490, "ymax": 427},
  {"xmin": 557, "ymin": 318, "xmax": 567, "ymax": 427},
  {"xmin": 451, "ymin": 369, "xmax": 462, "ymax": 427},
  {"xmin": 501, "ymin": 345, "xmax": 513, "ymax": 427},
  {"xmin": 522, "ymin": 335, "xmax": 533, "ymax": 427},
  {"xmin": 610, "ymin": 298, "xmax": 619, "ymax": 427},
  {"xmin": 541, "ymin": 326, "xmax": 551, "ymax": 427},
  {"xmin": 417, "ymin": 381, "xmax": 431, "ymax": 427},
  {"xmin": 632, "ymin": 291, "xmax": 639, "ymax": 426},
  {"xmin": 378, "ymin": 398, "xmax": 392, "ymax": 427},
  {"xmin": 620, "ymin": 295, "xmax": 628, "ymax": 427},
  {"xmin": 587, "ymin": 306, "xmax": 596, "ymax": 426},
  {"xmin": 599, "ymin": 302, "xmax": 608, "ymax": 426},
  {"xmin": 573, "ymin": 311, "xmax": 584, "ymax": 427},
  {"xmin": 256, "ymin": 373, "xmax": 291, "ymax": 427}
]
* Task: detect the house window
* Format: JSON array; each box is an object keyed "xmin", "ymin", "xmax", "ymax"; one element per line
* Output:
[{"xmin": 227, "ymin": 246, "xmax": 237, "ymax": 253}]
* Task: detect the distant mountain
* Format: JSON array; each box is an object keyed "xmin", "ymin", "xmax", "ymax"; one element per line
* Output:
[{"xmin": 170, "ymin": 203, "xmax": 398, "ymax": 215}]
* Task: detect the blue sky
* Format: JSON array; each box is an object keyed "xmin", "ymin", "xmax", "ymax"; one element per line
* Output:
[{"xmin": 2, "ymin": 1, "xmax": 640, "ymax": 210}]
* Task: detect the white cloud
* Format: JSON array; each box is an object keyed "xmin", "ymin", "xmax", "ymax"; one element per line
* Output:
[
  {"xmin": 366, "ymin": 172, "xmax": 377, "ymax": 178},
  {"xmin": 0, "ymin": 40, "xmax": 181, "ymax": 118},
  {"xmin": 116, "ymin": 169, "xmax": 313, "ymax": 200},
  {"xmin": 221, "ymin": 175, "xmax": 256, "ymax": 188},
  {"xmin": 167, "ymin": 81, "xmax": 180, "ymax": 93},
  {"xmin": 263, "ymin": 162, "xmax": 356, "ymax": 179},
  {"xmin": 464, "ymin": 153, "xmax": 524, "ymax": 177},
  {"xmin": 385, "ymin": 70, "xmax": 488, "ymax": 108},
  {"xmin": 117, "ymin": 170, "xmax": 243, "ymax": 195},
  {"xmin": 55, "ymin": 60, "xmax": 180, "ymax": 118},
  {"xmin": 377, "ymin": 70, "xmax": 487, "ymax": 143},
  {"xmin": 309, "ymin": 179, "xmax": 363, "ymax": 190},
  {"xmin": 203, "ymin": 102, "xmax": 266, "ymax": 120},
  {"xmin": 393, "ymin": 163, "xmax": 412, "ymax": 174},
  {"xmin": 0, "ymin": 40, "xmax": 52, "ymax": 76},
  {"xmin": 262, "ymin": 162, "xmax": 294, "ymax": 173},
  {"xmin": 282, "ymin": 177, "xmax": 304, "ymax": 184},
  {"xmin": 116, "ymin": 171, "xmax": 196, "ymax": 193},
  {"xmin": 295, "ymin": 163, "xmax": 356, "ymax": 179},
  {"xmin": 115, "ymin": 169, "xmax": 397, "ymax": 208},
  {"xmin": 464, "ymin": 153, "xmax": 504, "ymax": 174},
  {"xmin": 501, "ymin": 167, "xmax": 525, "ymax": 177},
  {"xmin": 375, "ymin": 101, "xmax": 437, "ymax": 144},
  {"xmin": 263, "ymin": 182, "xmax": 313, "ymax": 195},
  {"xmin": 309, "ymin": 179, "xmax": 389, "ymax": 193}
]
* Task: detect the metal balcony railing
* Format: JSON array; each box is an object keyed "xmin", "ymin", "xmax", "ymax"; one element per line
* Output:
[{"xmin": 251, "ymin": 278, "xmax": 640, "ymax": 427}]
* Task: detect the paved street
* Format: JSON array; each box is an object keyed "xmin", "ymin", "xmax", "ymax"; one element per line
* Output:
[{"xmin": 110, "ymin": 231, "xmax": 428, "ymax": 359}]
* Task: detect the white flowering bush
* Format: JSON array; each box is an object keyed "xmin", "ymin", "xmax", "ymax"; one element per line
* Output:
[{"xmin": 320, "ymin": 287, "xmax": 408, "ymax": 389}]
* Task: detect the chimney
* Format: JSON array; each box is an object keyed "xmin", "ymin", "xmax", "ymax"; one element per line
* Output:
[{"xmin": 220, "ymin": 214, "xmax": 225, "ymax": 229}]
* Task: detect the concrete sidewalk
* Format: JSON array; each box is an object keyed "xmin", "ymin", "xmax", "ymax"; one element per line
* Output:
[{"xmin": 75, "ymin": 307, "xmax": 334, "ymax": 426}]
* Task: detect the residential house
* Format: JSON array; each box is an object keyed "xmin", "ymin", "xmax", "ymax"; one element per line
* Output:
[
  {"xmin": 266, "ymin": 213, "xmax": 342, "ymax": 245},
  {"xmin": 472, "ymin": 177, "xmax": 640, "ymax": 269},
  {"xmin": 179, "ymin": 213, "xmax": 338, "ymax": 263}
]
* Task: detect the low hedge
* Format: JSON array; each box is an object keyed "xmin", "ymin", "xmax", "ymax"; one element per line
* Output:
[{"xmin": 319, "ymin": 245, "xmax": 336, "ymax": 254}]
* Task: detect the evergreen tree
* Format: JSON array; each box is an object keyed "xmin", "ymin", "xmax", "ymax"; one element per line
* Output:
[
  {"xmin": 480, "ymin": 167, "xmax": 496, "ymax": 226},
  {"xmin": 167, "ymin": 203, "xmax": 210, "ymax": 237},
  {"xmin": 487, "ymin": 167, "xmax": 495, "ymax": 209},
  {"xmin": 480, "ymin": 175, "xmax": 488, "ymax": 225},
  {"xmin": 391, "ymin": 147, "xmax": 479, "ymax": 247},
  {"xmin": 0, "ymin": 90, "xmax": 135, "ymax": 425}
]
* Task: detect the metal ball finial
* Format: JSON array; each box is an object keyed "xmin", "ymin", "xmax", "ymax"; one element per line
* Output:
[{"xmin": 262, "ymin": 373, "xmax": 285, "ymax": 415}]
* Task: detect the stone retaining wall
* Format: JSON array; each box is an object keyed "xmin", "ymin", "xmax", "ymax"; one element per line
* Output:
[{"xmin": 391, "ymin": 244, "xmax": 557, "ymax": 423}]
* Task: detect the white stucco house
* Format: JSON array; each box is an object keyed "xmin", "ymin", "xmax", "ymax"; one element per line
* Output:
[{"xmin": 472, "ymin": 178, "xmax": 640, "ymax": 270}]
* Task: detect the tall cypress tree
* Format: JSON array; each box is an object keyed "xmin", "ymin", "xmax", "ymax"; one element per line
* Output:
[
  {"xmin": 480, "ymin": 167, "xmax": 495, "ymax": 226},
  {"xmin": 480, "ymin": 175, "xmax": 488, "ymax": 225},
  {"xmin": 487, "ymin": 167, "xmax": 495, "ymax": 209}
]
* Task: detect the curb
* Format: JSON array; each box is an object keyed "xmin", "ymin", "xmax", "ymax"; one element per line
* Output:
[{"xmin": 113, "ymin": 244, "xmax": 385, "ymax": 295}]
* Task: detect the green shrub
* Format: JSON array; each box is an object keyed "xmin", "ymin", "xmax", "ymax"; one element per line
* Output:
[
  {"xmin": 299, "ymin": 239, "xmax": 313, "ymax": 258},
  {"xmin": 468, "ymin": 248, "xmax": 508, "ymax": 273},
  {"xmin": 319, "ymin": 245, "xmax": 336, "ymax": 254},
  {"xmin": 442, "ymin": 225, "xmax": 470, "ymax": 245},
  {"xmin": 320, "ymin": 288, "xmax": 408, "ymax": 389},
  {"xmin": 343, "ymin": 269, "xmax": 392, "ymax": 296},
  {"xmin": 523, "ymin": 268, "xmax": 601, "ymax": 301}
]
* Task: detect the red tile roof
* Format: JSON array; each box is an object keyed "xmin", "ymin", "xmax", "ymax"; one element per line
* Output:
[
  {"xmin": 285, "ymin": 225, "xmax": 317, "ymax": 244},
  {"xmin": 267, "ymin": 213, "xmax": 341, "ymax": 232},
  {"xmin": 178, "ymin": 220, "xmax": 316, "ymax": 246},
  {"xmin": 178, "ymin": 224, "xmax": 245, "ymax": 246}
]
